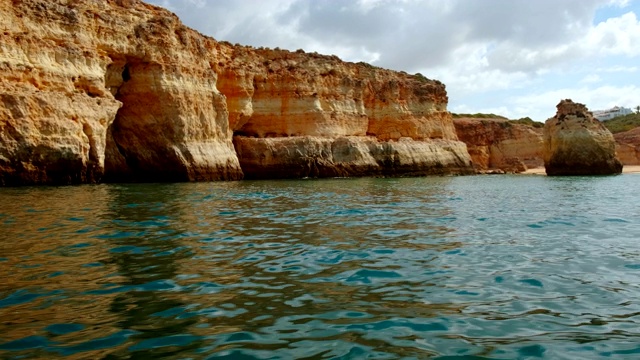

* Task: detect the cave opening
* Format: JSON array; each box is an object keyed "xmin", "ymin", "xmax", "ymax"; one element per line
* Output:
[{"xmin": 122, "ymin": 65, "xmax": 131, "ymax": 83}]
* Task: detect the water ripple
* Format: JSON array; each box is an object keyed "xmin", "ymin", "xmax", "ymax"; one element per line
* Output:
[{"xmin": 1, "ymin": 176, "xmax": 639, "ymax": 358}]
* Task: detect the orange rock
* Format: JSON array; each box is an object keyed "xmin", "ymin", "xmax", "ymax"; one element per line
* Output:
[
  {"xmin": 543, "ymin": 99, "xmax": 622, "ymax": 175},
  {"xmin": 218, "ymin": 47, "xmax": 472, "ymax": 178},
  {"xmin": 0, "ymin": 0, "xmax": 472, "ymax": 185},
  {"xmin": 614, "ymin": 127, "xmax": 640, "ymax": 165},
  {"xmin": 234, "ymin": 136, "xmax": 473, "ymax": 179},
  {"xmin": 1, "ymin": 0, "xmax": 242, "ymax": 185},
  {"xmin": 453, "ymin": 118, "xmax": 543, "ymax": 172}
]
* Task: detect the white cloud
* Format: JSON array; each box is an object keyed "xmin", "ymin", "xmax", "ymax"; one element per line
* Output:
[
  {"xmin": 510, "ymin": 84, "xmax": 640, "ymax": 119},
  {"xmin": 450, "ymin": 104, "xmax": 511, "ymax": 118},
  {"xmin": 581, "ymin": 74, "xmax": 602, "ymax": 83},
  {"xmin": 609, "ymin": 0, "xmax": 631, "ymax": 7},
  {"xmin": 596, "ymin": 65, "xmax": 638, "ymax": 72},
  {"xmin": 586, "ymin": 12, "xmax": 640, "ymax": 56}
]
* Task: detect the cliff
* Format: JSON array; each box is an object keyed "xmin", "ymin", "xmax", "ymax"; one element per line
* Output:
[
  {"xmin": 0, "ymin": 0, "xmax": 473, "ymax": 186},
  {"xmin": 543, "ymin": 99, "xmax": 622, "ymax": 176},
  {"xmin": 1, "ymin": 0, "xmax": 243, "ymax": 185},
  {"xmin": 614, "ymin": 127, "xmax": 640, "ymax": 165},
  {"xmin": 453, "ymin": 118, "xmax": 543, "ymax": 173}
]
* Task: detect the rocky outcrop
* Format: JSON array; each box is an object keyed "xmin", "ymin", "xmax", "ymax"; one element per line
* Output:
[
  {"xmin": 234, "ymin": 136, "xmax": 471, "ymax": 179},
  {"xmin": 1, "ymin": 0, "xmax": 243, "ymax": 185},
  {"xmin": 0, "ymin": 0, "xmax": 473, "ymax": 185},
  {"xmin": 453, "ymin": 118, "xmax": 543, "ymax": 173},
  {"xmin": 614, "ymin": 127, "xmax": 640, "ymax": 165},
  {"xmin": 219, "ymin": 48, "xmax": 473, "ymax": 178},
  {"xmin": 543, "ymin": 100, "xmax": 622, "ymax": 175}
]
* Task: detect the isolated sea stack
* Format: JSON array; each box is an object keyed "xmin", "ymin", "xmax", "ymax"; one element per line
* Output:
[
  {"xmin": 0, "ymin": 0, "xmax": 473, "ymax": 186},
  {"xmin": 543, "ymin": 99, "xmax": 622, "ymax": 175}
]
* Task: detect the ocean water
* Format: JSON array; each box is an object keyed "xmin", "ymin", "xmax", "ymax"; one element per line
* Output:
[{"xmin": 1, "ymin": 174, "xmax": 639, "ymax": 359}]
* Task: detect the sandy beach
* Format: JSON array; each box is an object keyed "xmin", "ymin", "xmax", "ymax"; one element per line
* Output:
[{"xmin": 523, "ymin": 165, "xmax": 640, "ymax": 175}]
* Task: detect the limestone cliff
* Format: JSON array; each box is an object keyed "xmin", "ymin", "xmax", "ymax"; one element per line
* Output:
[
  {"xmin": 543, "ymin": 100, "xmax": 622, "ymax": 176},
  {"xmin": 218, "ymin": 47, "xmax": 472, "ymax": 178},
  {"xmin": 614, "ymin": 127, "xmax": 640, "ymax": 165},
  {"xmin": 453, "ymin": 118, "xmax": 543, "ymax": 173},
  {"xmin": 0, "ymin": 0, "xmax": 473, "ymax": 185},
  {"xmin": 1, "ymin": 0, "xmax": 244, "ymax": 185}
]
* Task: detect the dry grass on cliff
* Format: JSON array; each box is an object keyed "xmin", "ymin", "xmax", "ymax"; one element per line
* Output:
[
  {"xmin": 452, "ymin": 113, "xmax": 544, "ymax": 128},
  {"xmin": 452, "ymin": 113, "xmax": 508, "ymax": 119},
  {"xmin": 509, "ymin": 117, "xmax": 544, "ymax": 128}
]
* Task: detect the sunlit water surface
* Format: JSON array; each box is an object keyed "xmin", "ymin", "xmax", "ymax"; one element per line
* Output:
[{"xmin": 1, "ymin": 175, "xmax": 640, "ymax": 359}]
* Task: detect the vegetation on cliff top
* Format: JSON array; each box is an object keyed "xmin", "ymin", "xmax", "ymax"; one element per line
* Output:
[
  {"xmin": 452, "ymin": 113, "xmax": 544, "ymax": 128},
  {"xmin": 601, "ymin": 113, "xmax": 640, "ymax": 134},
  {"xmin": 510, "ymin": 117, "xmax": 544, "ymax": 128},
  {"xmin": 452, "ymin": 113, "xmax": 508, "ymax": 119}
]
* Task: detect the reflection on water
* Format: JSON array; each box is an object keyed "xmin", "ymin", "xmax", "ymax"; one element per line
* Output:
[
  {"xmin": 1, "ymin": 175, "xmax": 640, "ymax": 358},
  {"xmin": 102, "ymin": 185, "xmax": 204, "ymax": 359}
]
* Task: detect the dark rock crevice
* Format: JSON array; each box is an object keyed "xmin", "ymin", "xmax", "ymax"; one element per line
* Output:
[
  {"xmin": 103, "ymin": 58, "xmax": 134, "ymax": 182},
  {"xmin": 102, "ymin": 58, "xmax": 193, "ymax": 183},
  {"xmin": 81, "ymin": 122, "xmax": 100, "ymax": 182}
]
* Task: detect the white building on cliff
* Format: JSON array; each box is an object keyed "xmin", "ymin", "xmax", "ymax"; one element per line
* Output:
[{"xmin": 592, "ymin": 106, "xmax": 633, "ymax": 121}]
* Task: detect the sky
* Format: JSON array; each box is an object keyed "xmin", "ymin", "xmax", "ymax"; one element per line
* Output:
[{"xmin": 147, "ymin": 0, "xmax": 640, "ymax": 121}]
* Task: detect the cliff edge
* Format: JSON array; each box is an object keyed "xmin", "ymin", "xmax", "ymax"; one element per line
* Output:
[{"xmin": 0, "ymin": 0, "xmax": 473, "ymax": 185}]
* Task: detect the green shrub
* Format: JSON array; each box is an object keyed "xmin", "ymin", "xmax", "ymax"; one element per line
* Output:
[
  {"xmin": 451, "ymin": 113, "xmax": 545, "ymax": 128},
  {"xmin": 451, "ymin": 113, "xmax": 508, "ymax": 119},
  {"xmin": 414, "ymin": 73, "xmax": 429, "ymax": 82},
  {"xmin": 510, "ymin": 117, "xmax": 544, "ymax": 128},
  {"xmin": 602, "ymin": 113, "xmax": 640, "ymax": 134}
]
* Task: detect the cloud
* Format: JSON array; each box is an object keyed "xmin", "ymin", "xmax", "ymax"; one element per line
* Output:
[
  {"xmin": 580, "ymin": 74, "xmax": 602, "ymax": 84},
  {"xmin": 586, "ymin": 12, "xmax": 640, "ymax": 56},
  {"xmin": 596, "ymin": 65, "xmax": 638, "ymax": 72},
  {"xmin": 509, "ymin": 84, "xmax": 640, "ymax": 119},
  {"xmin": 148, "ymin": 0, "xmax": 614, "ymax": 72}
]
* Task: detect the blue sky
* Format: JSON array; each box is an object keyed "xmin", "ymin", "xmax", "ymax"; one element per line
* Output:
[{"xmin": 148, "ymin": 0, "xmax": 640, "ymax": 121}]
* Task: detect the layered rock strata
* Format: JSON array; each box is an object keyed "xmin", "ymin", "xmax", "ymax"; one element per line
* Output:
[
  {"xmin": 453, "ymin": 118, "xmax": 543, "ymax": 173},
  {"xmin": 543, "ymin": 100, "xmax": 622, "ymax": 175},
  {"xmin": 614, "ymin": 127, "xmax": 640, "ymax": 165},
  {"xmin": 219, "ymin": 47, "xmax": 473, "ymax": 178},
  {"xmin": 1, "ymin": 0, "xmax": 242, "ymax": 185},
  {"xmin": 0, "ymin": 0, "xmax": 473, "ymax": 185},
  {"xmin": 234, "ymin": 136, "xmax": 472, "ymax": 179}
]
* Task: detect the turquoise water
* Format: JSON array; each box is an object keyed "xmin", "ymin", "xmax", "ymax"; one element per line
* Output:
[{"xmin": 1, "ymin": 175, "xmax": 639, "ymax": 359}]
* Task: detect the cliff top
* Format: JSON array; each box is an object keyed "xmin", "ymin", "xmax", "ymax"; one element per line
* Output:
[
  {"xmin": 452, "ymin": 113, "xmax": 508, "ymax": 120},
  {"xmin": 452, "ymin": 114, "xmax": 544, "ymax": 129}
]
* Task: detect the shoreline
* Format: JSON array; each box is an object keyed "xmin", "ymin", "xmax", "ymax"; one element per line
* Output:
[{"xmin": 523, "ymin": 165, "xmax": 640, "ymax": 175}]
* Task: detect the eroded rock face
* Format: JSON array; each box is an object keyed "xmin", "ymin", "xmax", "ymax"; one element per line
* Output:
[
  {"xmin": 1, "ymin": 0, "xmax": 242, "ymax": 185},
  {"xmin": 543, "ymin": 100, "xmax": 622, "ymax": 175},
  {"xmin": 614, "ymin": 127, "xmax": 640, "ymax": 165},
  {"xmin": 0, "ymin": 0, "xmax": 472, "ymax": 185},
  {"xmin": 453, "ymin": 118, "xmax": 543, "ymax": 173},
  {"xmin": 235, "ymin": 136, "xmax": 472, "ymax": 179},
  {"xmin": 217, "ymin": 47, "xmax": 472, "ymax": 178}
]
